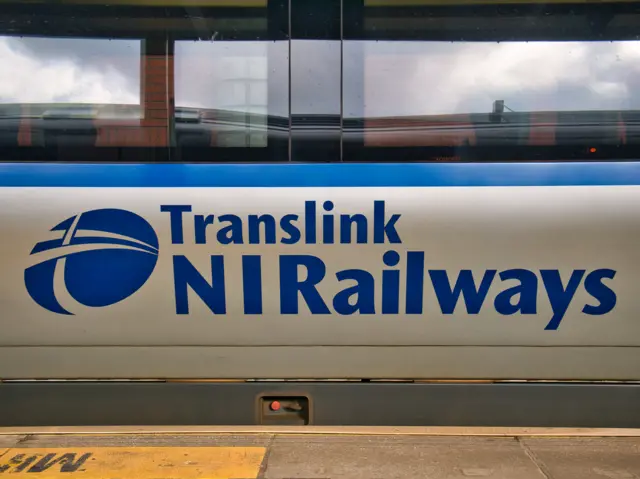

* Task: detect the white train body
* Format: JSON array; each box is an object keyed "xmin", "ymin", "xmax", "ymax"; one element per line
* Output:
[{"xmin": 1, "ymin": 162, "xmax": 638, "ymax": 380}]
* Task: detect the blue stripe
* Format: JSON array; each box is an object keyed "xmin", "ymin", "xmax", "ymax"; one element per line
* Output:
[{"xmin": 1, "ymin": 162, "xmax": 640, "ymax": 187}]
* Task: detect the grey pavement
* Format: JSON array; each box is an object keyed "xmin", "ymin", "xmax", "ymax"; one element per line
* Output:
[{"xmin": 0, "ymin": 433, "xmax": 638, "ymax": 478}]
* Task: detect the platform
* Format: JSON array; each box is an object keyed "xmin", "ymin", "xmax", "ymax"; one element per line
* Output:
[{"xmin": 0, "ymin": 429, "xmax": 639, "ymax": 479}]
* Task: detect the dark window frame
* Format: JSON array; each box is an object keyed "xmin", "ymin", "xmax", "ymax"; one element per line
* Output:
[{"xmin": 2, "ymin": 0, "xmax": 640, "ymax": 163}]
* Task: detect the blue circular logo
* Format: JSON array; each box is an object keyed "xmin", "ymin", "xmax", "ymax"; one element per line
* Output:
[{"xmin": 25, "ymin": 208, "xmax": 159, "ymax": 315}]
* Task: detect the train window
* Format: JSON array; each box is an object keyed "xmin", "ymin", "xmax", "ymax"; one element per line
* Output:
[
  {"xmin": 0, "ymin": 0, "xmax": 289, "ymax": 162},
  {"xmin": 289, "ymin": 0, "xmax": 341, "ymax": 162},
  {"xmin": 0, "ymin": 37, "xmax": 140, "ymax": 106},
  {"xmin": 171, "ymin": 0, "xmax": 290, "ymax": 160},
  {"xmin": 342, "ymin": 0, "xmax": 640, "ymax": 162},
  {"xmin": 0, "ymin": 35, "xmax": 142, "ymax": 152},
  {"xmin": 4, "ymin": 0, "xmax": 639, "ymax": 163},
  {"xmin": 290, "ymin": 39, "xmax": 342, "ymax": 161},
  {"xmin": 174, "ymin": 40, "xmax": 287, "ymax": 150}
]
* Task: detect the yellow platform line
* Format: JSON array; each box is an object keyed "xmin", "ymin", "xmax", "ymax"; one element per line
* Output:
[
  {"xmin": 0, "ymin": 447, "xmax": 266, "ymax": 479},
  {"xmin": 1, "ymin": 426, "xmax": 640, "ymax": 437}
]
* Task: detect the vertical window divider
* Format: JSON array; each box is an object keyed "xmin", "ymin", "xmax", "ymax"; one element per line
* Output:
[
  {"xmin": 340, "ymin": 0, "xmax": 344, "ymax": 162},
  {"xmin": 288, "ymin": 0, "xmax": 292, "ymax": 162}
]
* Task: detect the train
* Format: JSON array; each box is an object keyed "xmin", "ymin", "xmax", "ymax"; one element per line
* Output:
[
  {"xmin": 0, "ymin": 159, "xmax": 639, "ymax": 381},
  {"xmin": 1, "ymin": 0, "xmax": 640, "ymax": 387}
]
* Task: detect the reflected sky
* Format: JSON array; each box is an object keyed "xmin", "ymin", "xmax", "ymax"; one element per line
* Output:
[
  {"xmin": 175, "ymin": 41, "xmax": 270, "ymax": 114},
  {"xmin": 2, "ymin": 35, "xmax": 640, "ymax": 118},
  {"xmin": 0, "ymin": 36, "xmax": 140, "ymax": 105},
  {"xmin": 355, "ymin": 41, "xmax": 640, "ymax": 117}
]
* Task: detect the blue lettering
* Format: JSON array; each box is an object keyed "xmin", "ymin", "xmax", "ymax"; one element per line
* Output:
[
  {"xmin": 280, "ymin": 214, "xmax": 301, "ymax": 244},
  {"xmin": 305, "ymin": 201, "xmax": 316, "ymax": 244},
  {"xmin": 340, "ymin": 214, "xmax": 368, "ymax": 244},
  {"xmin": 405, "ymin": 251, "xmax": 425, "ymax": 314},
  {"xmin": 333, "ymin": 269, "xmax": 375, "ymax": 315},
  {"xmin": 161, "ymin": 205, "xmax": 191, "ymax": 244},
  {"xmin": 583, "ymin": 268, "xmax": 617, "ymax": 316},
  {"xmin": 173, "ymin": 255, "xmax": 226, "ymax": 315},
  {"xmin": 279, "ymin": 255, "xmax": 330, "ymax": 314},
  {"xmin": 242, "ymin": 255, "xmax": 263, "ymax": 314},
  {"xmin": 430, "ymin": 269, "xmax": 497, "ymax": 314},
  {"xmin": 322, "ymin": 201, "xmax": 335, "ymax": 244},
  {"xmin": 217, "ymin": 214, "xmax": 244, "ymax": 245},
  {"xmin": 494, "ymin": 269, "xmax": 538, "ymax": 315},
  {"xmin": 248, "ymin": 214, "xmax": 276, "ymax": 245},
  {"xmin": 541, "ymin": 269, "xmax": 585, "ymax": 330},
  {"xmin": 382, "ymin": 250, "xmax": 400, "ymax": 314},
  {"xmin": 194, "ymin": 214, "xmax": 214, "ymax": 244},
  {"xmin": 373, "ymin": 201, "xmax": 402, "ymax": 244}
]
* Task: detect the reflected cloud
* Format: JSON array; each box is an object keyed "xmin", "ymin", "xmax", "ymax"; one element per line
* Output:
[
  {"xmin": 1, "ymin": 36, "xmax": 640, "ymax": 119},
  {"xmin": 175, "ymin": 40, "xmax": 271, "ymax": 114},
  {"xmin": 356, "ymin": 40, "xmax": 640, "ymax": 117},
  {"xmin": 0, "ymin": 37, "xmax": 140, "ymax": 105}
]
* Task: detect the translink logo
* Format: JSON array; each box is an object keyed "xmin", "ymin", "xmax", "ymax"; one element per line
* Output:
[
  {"xmin": 24, "ymin": 209, "xmax": 159, "ymax": 315},
  {"xmin": 24, "ymin": 203, "xmax": 617, "ymax": 330}
]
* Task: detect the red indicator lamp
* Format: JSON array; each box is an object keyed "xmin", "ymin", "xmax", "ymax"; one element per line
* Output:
[{"xmin": 270, "ymin": 401, "xmax": 281, "ymax": 412}]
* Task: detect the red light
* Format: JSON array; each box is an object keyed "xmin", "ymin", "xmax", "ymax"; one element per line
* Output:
[
  {"xmin": 589, "ymin": 147, "xmax": 597, "ymax": 153},
  {"xmin": 270, "ymin": 401, "xmax": 281, "ymax": 411}
]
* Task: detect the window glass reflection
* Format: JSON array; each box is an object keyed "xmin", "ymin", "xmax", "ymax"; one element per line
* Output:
[
  {"xmin": 0, "ymin": 0, "xmax": 283, "ymax": 158},
  {"xmin": 175, "ymin": 41, "xmax": 275, "ymax": 148},
  {"xmin": 356, "ymin": 41, "xmax": 640, "ymax": 117},
  {"xmin": 0, "ymin": 36, "xmax": 140, "ymax": 106},
  {"xmin": 344, "ymin": 40, "xmax": 640, "ymax": 150},
  {"xmin": 0, "ymin": 36, "xmax": 142, "ymax": 149},
  {"xmin": 291, "ymin": 40, "xmax": 341, "ymax": 161}
]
